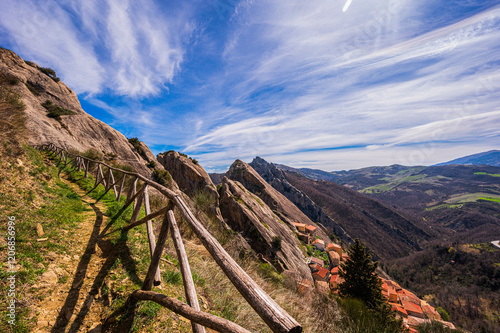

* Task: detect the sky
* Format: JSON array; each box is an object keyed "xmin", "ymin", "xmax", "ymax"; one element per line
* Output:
[{"xmin": 1, "ymin": 0, "xmax": 499, "ymax": 172}]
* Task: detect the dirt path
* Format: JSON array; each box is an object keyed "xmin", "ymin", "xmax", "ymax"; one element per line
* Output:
[{"xmin": 33, "ymin": 176, "xmax": 111, "ymax": 333}]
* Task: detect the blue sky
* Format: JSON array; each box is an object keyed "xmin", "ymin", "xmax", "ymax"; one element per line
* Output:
[{"xmin": 1, "ymin": 0, "xmax": 499, "ymax": 172}]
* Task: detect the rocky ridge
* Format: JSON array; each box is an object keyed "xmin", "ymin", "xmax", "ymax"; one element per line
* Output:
[
  {"xmin": 225, "ymin": 159, "xmax": 331, "ymax": 242},
  {"xmin": 0, "ymin": 47, "xmax": 155, "ymax": 177},
  {"xmin": 157, "ymin": 150, "xmax": 224, "ymax": 224},
  {"xmin": 219, "ymin": 177, "xmax": 313, "ymax": 282},
  {"xmin": 250, "ymin": 157, "xmax": 353, "ymax": 243}
]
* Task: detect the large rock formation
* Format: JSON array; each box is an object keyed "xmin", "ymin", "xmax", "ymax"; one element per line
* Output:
[
  {"xmin": 219, "ymin": 177, "xmax": 312, "ymax": 282},
  {"xmin": 250, "ymin": 157, "xmax": 353, "ymax": 243},
  {"xmin": 0, "ymin": 47, "xmax": 155, "ymax": 177},
  {"xmin": 157, "ymin": 151, "xmax": 223, "ymax": 223},
  {"xmin": 225, "ymin": 159, "xmax": 330, "ymax": 242}
]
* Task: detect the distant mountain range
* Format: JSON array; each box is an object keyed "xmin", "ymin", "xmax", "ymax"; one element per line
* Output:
[{"xmin": 434, "ymin": 150, "xmax": 500, "ymax": 167}]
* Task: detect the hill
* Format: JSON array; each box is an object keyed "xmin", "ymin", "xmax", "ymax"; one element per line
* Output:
[
  {"xmin": 0, "ymin": 46, "xmax": 158, "ymax": 177},
  {"xmin": 251, "ymin": 158, "xmax": 434, "ymax": 260},
  {"xmin": 435, "ymin": 150, "xmax": 500, "ymax": 167}
]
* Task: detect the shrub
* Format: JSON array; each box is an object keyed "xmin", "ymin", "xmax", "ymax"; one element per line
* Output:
[
  {"xmin": 436, "ymin": 306, "xmax": 450, "ymax": 321},
  {"xmin": 0, "ymin": 72, "xmax": 19, "ymax": 85},
  {"xmin": 39, "ymin": 67, "xmax": 60, "ymax": 82},
  {"xmin": 152, "ymin": 169, "xmax": 172, "ymax": 187},
  {"xmin": 41, "ymin": 100, "xmax": 75, "ymax": 121},
  {"xmin": 418, "ymin": 321, "xmax": 457, "ymax": 333},
  {"xmin": 193, "ymin": 190, "xmax": 214, "ymax": 216},
  {"xmin": 128, "ymin": 137, "xmax": 148, "ymax": 159},
  {"xmin": 146, "ymin": 160, "xmax": 156, "ymax": 169},
  {"xmin": 271, "ymin": 236, "xmax": 282, "ymax": 251},
  {"xmin": 25, "ymin": 82, "xmax": 40, "ymax": 96},
  {"xmin": 81, "ymin": 148, "xmax": 103, "ymax": 162}
]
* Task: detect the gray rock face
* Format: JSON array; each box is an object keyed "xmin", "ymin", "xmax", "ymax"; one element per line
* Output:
[
  {"xmin": 250, "ymin": 157, "xmax": 353, "ymax": 243},
  {"xmin": 219, "ymin": 177, "xmax": 312, "ymax": 282},
  {"xmin": 157, "ymin": 151, "xmax": 223, "ymax": 223},
  {"xmin": 225, "ymin": 159, "xmax": 330, "ymax": 242},
  {"xmin": 0, "ymin": 47, "xmax": 154, "ymax": 177}
]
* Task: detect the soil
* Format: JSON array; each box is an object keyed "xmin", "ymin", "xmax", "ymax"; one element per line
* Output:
[{"xmin": 32, "ymin": 176, "xmax": 111, "ymax": 333}]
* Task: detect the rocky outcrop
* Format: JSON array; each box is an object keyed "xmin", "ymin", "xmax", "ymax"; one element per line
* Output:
[
  {"xmin": 225, "ymin": 159, "xmax": 330, "ymax": 242},
  {"xmin": 157, "ymin": 151, "xmax": 223, "ymax": 223},
  {"xmin": 0, "ymin": 47, "xmax": 155, "ymax": 177},
  {"xmin": 219, "ymin": 177, "xmax": 312, "ymax": 282},
  {"xmin": 250, "ymin": 157, "xmax": 353, "ymax": 243}
]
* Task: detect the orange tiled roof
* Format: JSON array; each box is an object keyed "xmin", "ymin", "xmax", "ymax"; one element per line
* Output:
[
  {"xmin": 310, "ymin": 256, "xmax": 324, "ymax": 266},
  {"xmin": 306, "ymin": 225, "xmax": 317, "ymax": 231},
  {"xmin": 402, "ymin": 301, "xmax": 424, "ymax": 315},
  {"xmin": 390, "ymin": 303, "xmax": 408, "ymax": 316},
  {"xmin": 309, "ymin": 263, "xmax": 321, "ymax": 273},
  {"xmin": 312, "ymin": 238, "xmax": 325, "ymax": 245},
  {"xmin": 331, "ymin": 266, "xmax": 339, "ymax": 275},
  {"xmin": 312, "ymin": 266, "xmax": 329, "ymax": 279}
]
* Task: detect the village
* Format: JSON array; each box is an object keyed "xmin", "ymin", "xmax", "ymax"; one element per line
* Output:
[{"xmin": 291, "ymin": 222, "xmax": 457, "ymax": 333}]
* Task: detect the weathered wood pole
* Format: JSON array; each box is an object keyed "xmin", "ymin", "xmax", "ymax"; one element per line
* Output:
[
  {"xmin": 126, "ymin": 177, "xmax": 138, "ymax": 207},
  {"xmin": 131, "ymin": 290, "xmax": 251, "ymax": 333},
  {"xmin": 143, "ymin": 185, "xmax": 161, "ymax": 285},
  {"xmin": 84, "ymin": 159, "xmax": 89, "ymax": 178},
  {"xmin": 168, "ymin": 211, "xmax": 205, "ymax": 333},
  {"xmin": 95, "ymin": 164, "xmax": 102, "ymax": 187},
  {"xmin": 174, "ymin": 197, "xmax": 302, "ymax": 333},
  {"xmin": 122, "ymin": 207, "xmax": 167, "ymax": 232},
  {"xmin": 116, "ymin": 173, "xmax": 126, "ymax": 200},
  {"xmin": 129, "ymin": 186, "xmax": 145, "ymax": 224},
  {"xmin": 99, "ymin": 164, "xmax": 106, "ymax": 188},
  {"xmin": 142, "ymin": 210, "xmax": 171, "ymax": 291}
]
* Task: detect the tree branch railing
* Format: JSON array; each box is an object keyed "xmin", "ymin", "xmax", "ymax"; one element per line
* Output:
[{"xmin": 35, "ymin": 143, "xmax": 302, "ymax": 333}]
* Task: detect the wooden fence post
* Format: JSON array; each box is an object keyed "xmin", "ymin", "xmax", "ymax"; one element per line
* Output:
[
  {"xmin": 142, "ymin": 210, "xmax": 171, "ymax": 291},
  {"xmin": 174, "ymin": 197, "xmax": 302, "ymax": 333},
  {"xmin": 116, "ymin": 173, "xmax": 126, "ymax": 200},
  {"xmin": 143, "ymin": 185, "xmax": 161, "ymax": 285},
  {"xmin": 84, "ymin": 159, "xmax": 89, "ymax": 178},
  {"xmin": 131, "ymin": 290, "xmax": 251, "ymax": 333},
  {"xmin": 130, "ymin": 186, "xmax": 145, "ymax": 224},
  {"xmin": 169, "ymin": 211, "xmax": 205, "ymax": 333},
  {"xmin": 95, "ymin": 164, "xmax": 102, "ymax": 187}
]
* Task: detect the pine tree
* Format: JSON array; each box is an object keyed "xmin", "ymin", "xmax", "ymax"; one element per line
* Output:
[
  {"xmin": 339, "ymin": 239, "xmax": 385, "ymax": 307},
  {"xmin": 339, "ymin": 239, "xmax": 403, "ymax": 330}
]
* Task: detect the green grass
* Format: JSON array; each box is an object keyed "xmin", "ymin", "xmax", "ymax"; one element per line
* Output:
[
  {"xmin": 478, "ymin": 197, "xmax": 500, "ymax": 203},
  {"xmin": 361, "ymin": 173, "xmax": 428, "ymax": 194},
  {"xmin": 474, "ymin": 172, "xmax": 500, "ymax": 177},
  {"xmin": 0, "ymin": 146, "xmax": 91, "ymax": 332},
  {"xmin": 163, "ymin": 270, "xmax": 182, "ymax": 285}
]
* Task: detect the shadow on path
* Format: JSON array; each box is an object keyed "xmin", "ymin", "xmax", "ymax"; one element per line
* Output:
[{"xmin": 51, "ymin": 202, "xmax": 142, "ymax": 333}]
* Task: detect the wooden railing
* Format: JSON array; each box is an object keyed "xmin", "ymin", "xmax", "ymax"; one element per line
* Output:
[{"xmin": 35, "ymin": 143, "xmax": 302, "ymax": 333}]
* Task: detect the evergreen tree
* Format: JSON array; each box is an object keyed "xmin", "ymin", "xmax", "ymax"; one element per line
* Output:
[{"xmin": 339, "ymin": 239, "xmax": 403, "ymax": 331}]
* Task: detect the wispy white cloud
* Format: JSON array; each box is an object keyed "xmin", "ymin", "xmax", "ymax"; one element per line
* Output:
[
  {"xmin": 0, "ymin": 0, "xmax": 193, "ymax": 96},
  {"xmin": 183, "ymin": 1, "xmax": 500, "ymax": 171}
]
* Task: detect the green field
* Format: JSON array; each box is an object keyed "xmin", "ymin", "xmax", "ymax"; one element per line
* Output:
[
  {"xmin": 474, "ymin": 172, "xmax": 500, "ymax": 177},
  {"xmin": 478, "ymin": 197, "xmax": 500, "ymax": 203},
  {"xmin": 445, "ymin": 192, "xmax": 500, "ymax": 204}
]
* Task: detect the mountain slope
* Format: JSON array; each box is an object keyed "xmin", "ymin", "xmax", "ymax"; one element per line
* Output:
[
  {"xmin": 225, "ymin": 159, "xmax": 331, "ymax": 243},
  {"xmin": 219, "ymin": 177, "xmax": 313, "ymax": 282},
  {"xmin": 0, "ymin": 47, "xmax": 157, "ymax": 177},
  {"xmin": 282, "ymin": 171, "xmax": 434, "ymax": 260},
  {"xmin": 435, "ymin": 150, "xmax": 500, "ymax": 167},
  {"xmin": 250, "ymin": 157, "xmax": 353, "ymax": 244}
]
